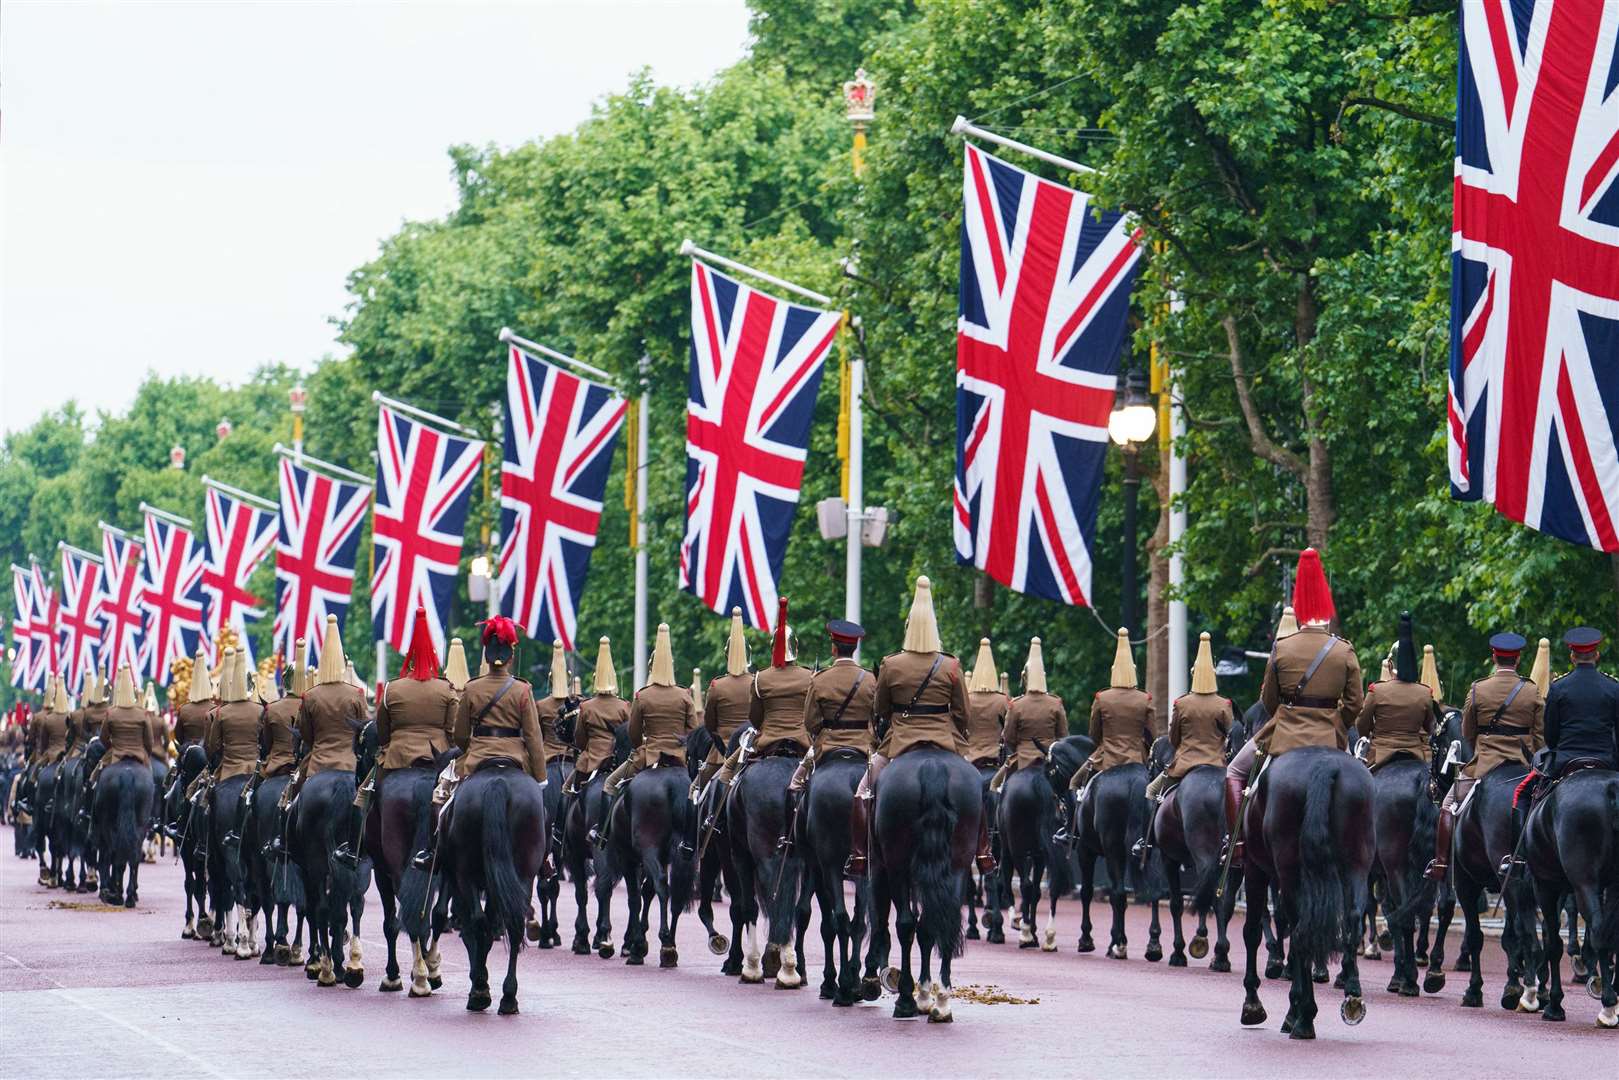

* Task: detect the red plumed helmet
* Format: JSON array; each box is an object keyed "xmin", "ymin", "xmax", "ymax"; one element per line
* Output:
[
  {"xmin": 399, "ymin": 607, "xmax": 439, "ymax": 681},
  {"xmin": 771, "ymin": 597, "xmax": 790, "ymax": 668},
  {"xmin": 479, "ymin": 615, "xmax": 519, "ymax": 647},
  {"xmin": 1291, "ymin": 548, "xmax": 1336, "ymax": 626}
]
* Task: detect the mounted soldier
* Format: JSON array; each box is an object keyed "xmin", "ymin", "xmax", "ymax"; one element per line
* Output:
[
  {"xmin": 566, "ymin": 637, "xmax": 629, "ymax": 846},
  {"xmin": 202, "ymin": 648, "xmax": 260, "ymax": 823},
  {"xmin": 245, "ymin": 640, "xmax": 302, "ymax": 823},
  {"xmin": 990, "ymin": 637, "xmax": 1066, "ymax": 795},
  {"xmin": 80, "ymin": 673, "xmax": 108, "ymax": 749},
  {"xmin": 709, "ymin": 598, "xmax": 811, "ymax": 795},
  {"xmin": 535, "ymin": 640, "xmax": 579, "ymax": 774},
  {"xmin": 142, "ymin": 681, "xmax": 169, "ymax": 768},
  {"xmin": 691, "ymin": 608, "xmax": 752, "ymax": 805},
  {"xmin": 1223, "ymin": 547, "xmax": 1363, "ymax": 869},
  {"xmin": 782, "ymin": 618, "xmax": 874, "ymax": 849},
  {"xmin": 846, "ymin": 576, "xmax": 993, "ymax": 875},
  {"xmin": 175, "ymin": 646, "xmax": 216, "ymax": 752},
  {"xmin": 98, "ymin": 664, "xmax": 157, "ymax": 768},
  {"xmin": 1356, "ymin": 613, "xmax": 1439, "ymax": 771},
  {"xmin": 1134, "ymin": 632, "xmax": 1235, "ymax": 860},
  {"xmin": 1063, "ymin": 628, "xmax": 1153, "ymax": 809},
  {"xmin": 445, "ymin": 636, "xmax": 471, "ymax": 695},
  {"xmin": 965, "ymin": 639, "xmax": 1010, "ymax": 779},
  {"xmin": 598, "ymin": 623, "xmax": 696, "ymax": 846},
  {"xmin": 269, "ymin": 616, "xmax": 365, "ymax": 855}
]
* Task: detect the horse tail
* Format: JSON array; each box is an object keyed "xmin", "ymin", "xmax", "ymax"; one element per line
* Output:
[
  {"xmin": 480, "ymin": 777, "xmax": 529, "ymax": 945},
  {"xmin": 398, "ymin": 774, "xmax": 436, "ymax": 940},
  {"xmin": 1294, "ymin": 757, "xmax": 1354, "ymax": 961},
  {"xmin": 1191, "ymin": 849, "xmax": 1223, "ymax": 917},
  {"xmin": 670, "ymin": 784, "xmax": 696, "ymax": 914},
  {"xmin": 1603, "ymin": 779, "xmax": 1619, "ymax": 954},
  {"xmin": 1386, "ymin": 768, "xmax": 1439, "ymax": 927},
  {"xmin": 325, "ymin": 781, "xmax": 360, "ymax": 907},
  {"xmin": 114, "ymin": 769, "xmax": 144, "ymax": 865},
  {"xmin": 913, "ymin": 759, "xmax": 964, "ymax": 959},
  {"xmin": 1041, "ymin": 774, "xmax": 1074, "ymax": 896}
]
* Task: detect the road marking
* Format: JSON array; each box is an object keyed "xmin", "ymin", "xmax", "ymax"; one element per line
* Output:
[{"xmin": 1, "ymin": 952, "xmax": 232, "ymax": 1080}]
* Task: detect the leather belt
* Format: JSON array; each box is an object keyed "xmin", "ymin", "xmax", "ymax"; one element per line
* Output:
[
  {"xmin": 900, "ymin": 704, "xmax": 950, "ymax": 716},
  {"xmin": 1485, "ymin": 723, "xmax": 1531, "ymax": 737},
  {"xmin": 473, "ymin": 725, "xmax": 522, "ymax": 739},
  {"xmin": 825, "ymin": 719, "xmax": 871, "ymax": 730},
  {"xmin": 1284, "ymin": 696, "xmax": 1339, "ymax": 710}
]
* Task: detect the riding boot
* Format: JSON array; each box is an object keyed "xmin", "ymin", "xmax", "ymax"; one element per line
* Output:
[
  {"xmin": 1498, "ymin": 780, "xmax": 1532, "ymax": 878},
  {"xmin": 1131, "ymin": 794, "xmax": 1157, "ymax": 863},
  {"xmin": 844, "ymin": 789, "xmax": 870, "ymax": 877},
  {"xmin": 776, "ymin": 790, "xmax": 800, "ymax": 854},
  {"xmin": 1222, "ymin": 773, "xmax": 1245, "ymax": 870},
  {"xmin": 411, "ymin": 807, "xmax": 439, "ymax": 871},
  {"xmin": 699, "ymin": 778, "xmax": 730, "ymax": 838},
  {"xmin": 1424, "ymin": 807, "xmax": 1454, "ymax": 881},
  {"xmin": 974, "ymin": 815, "xmax": 995, "ymax": 874}
]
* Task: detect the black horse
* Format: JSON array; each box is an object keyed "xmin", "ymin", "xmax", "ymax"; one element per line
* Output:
[
  {"xmin": 692, "ymin": 726, "xmax": 746, "ymax": 970},
  {"xmin": 725, "ymin": 749, "xmax": 808, "ymax": 988},
  {"xmin": 92, "ymin": 755, "xmax": 154, "ymax": 908},
  {"xmin": 52, "ymin": 752, "xmax": 95, "ymax": 891},
  {"xmin": 166, "ymin": 745, "xmax": 211, "ymax": 939},
  {"xmin": 609, "ymin": 761, "xmax": 696, "ymax": 968},
  {"xmin": 1152, "ymin": 763, "xmax": 1235, "ymax": 970},
  {"xmin": 1239, "ymin": 747, "xmax": 1374, "ymax": 1040},
  {"xmin": 208, "ymin": 771, "xmax": 256, "ymax": 958},
  {"xmin": 531, "ymin": 755, "xmax": 569, "ymax": 948},
  {"xmin": 31, "ymin": 758, "xmax": 64, "ymax": 885},
  {"xmin": 997, "ymin": 761, "xmax": 1068, "ymax": 952},
  {"xmin": 1522, "ymin": 768, "xmax": 1619, "ymax": 1027},
  {"xmin": 443, "ymin": 763, "xmax": 548, "ymax": 1014},
  {"xmin": 147, "ymin": 756, "xmax": 170, "ymax": 862},
  {"xmin": 868, "ymin": 749, "xmax": 982, "ymax": 1023},
  {"xmin": 1071, "ymin": 761, "xmax": 1157, "ymax": 960},
  {"xmin": 561, "ymin": 723, "xmax": 630, "ymax": 957},
  {"xmin": 965, "ymin": 762, "xmax": 1007, "ymax": 945},
  {"xmin": 375, "ymin": 741, "xmax": 455, "ymax": 996},
  {"xmin": 245, "ymin": 768, "xmax": 306, "ymax": 967},
  {"xmin": 799, "ymin": 748, "xmax": 872, "ymax": 1004},
  {"xmin": 1368, "ymin": 756, "xmax": 1438, "ymax": 996},
  {"xmin": 289, "ymin": 760, "xmax": 369, "ymax": 988}
]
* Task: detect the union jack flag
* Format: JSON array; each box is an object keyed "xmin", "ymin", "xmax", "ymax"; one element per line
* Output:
[
  {"xmin": 138, "ymin": 510, "xmax": 207, "ymax": 686},
  {"xmin": 955, "ymin": 144, "xmax": 1142, "ymax": 605},
  {"xmin": 1448, "ymin": 1, "xmax": 1619, "ymax": 551},
  {"xmin": 372, "ymin": 406, "xmax": 485, "ymax": 661},
  {"xmin": 201, "ymin": 485, "xmax": 276, "ymax": 667},
  {"xmin": 57, "ymin": 547, "xmax": 104, "ymax": 693},
  {"xmin": 10, "ymin": 566, "xmax": 36, "ymax": 691},
  {"xmin": 98, "ymin": 526, "xmax": 145, "ymax": 680},
  {"xmin": 28, "ymin": 561, "xmax": 59, "ymax": 690},
  {"xmin": 498, "ymin": 346, "xmax": 626, "ymax": 652},
  {"xmin": 274, "ymin": 457, "xmax": 370, "ymax": 660},
  {"xmin": 680, "ymin": 261, "xmax": 840, "ymax": 631}
]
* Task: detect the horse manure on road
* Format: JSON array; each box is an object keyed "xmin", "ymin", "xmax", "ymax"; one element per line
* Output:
[
  {"xmin": 45, "ymin": 900, "xmax": 127, "ymax": 914},
  {"xmin": 952, "ymin": 984, "xmax": 1040, "ymax": 1006}
]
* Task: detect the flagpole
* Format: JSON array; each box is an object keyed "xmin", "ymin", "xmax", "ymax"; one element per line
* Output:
[
  {"xmin": 56, "ymin": 541, "xmax": 103, "ymax": 564},
  {"xmin": 1167, "ymin": 291, "xmax": 1188, "ymax": 703},
  {"xmin": 677, "ymin": 240, "xmax": 833, "ymax": 306},
  {"xmin": 845, "ymin": 321, "xmax": 864, "ymax": 636},
  {"xmin": 138, "ymin": 502, "xmax": 195, "ymax": 529},
  {"xmin": 271, "ymin": 444, "xmax": 374, "ymax": 487},
  {"xmin": 949, "ymin": 116, "xmax": 1097, "ymax": 177},
  {"xmin": 200, "ymin": 476, "xmax": 277, "ymax": 513},
  {"xmin": 633, "ymin": 354, "xmax": 650, "ymax": 692},
  {"xmin": 371, "ymin": 391, "xmax": 483, "ymax": 439},
  {"xmin": 498, "ymin": 327, "xmax": 616, "ymax": 385}
]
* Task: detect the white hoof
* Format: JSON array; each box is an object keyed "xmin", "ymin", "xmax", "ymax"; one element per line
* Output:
[
  {"xmin": 1018, "ymin": 926, "xmax": 1035, "ymax": 947},
  {"xmin": 1041, "ymin": 927, "xmax": 1057, "ymax": 952},
  {"xmin": 1107, "ymin": 943, "xmax": 1128, "ymax": 960},
  {"xmin": 1518, "ymin": 987, "xmax": 1542, "ymax": 1013},
  {"xmin": 915, "ymin": 983, "xmax": 933, "ymax": 1012},
  {"xmin": 774, "ymin": 945, "xmax": 802, "ymax": 989},
  {"xmin": 1011, "ymin": 913, "xmax": 1023, "ymax": 931},
  {"xmin": 1598, "ymin": 1004, "xmax": 1618, "ymax": 1029},
  {"xmin": 927, "ymin": 982, "xmax": 953, "ymax": 1024}
]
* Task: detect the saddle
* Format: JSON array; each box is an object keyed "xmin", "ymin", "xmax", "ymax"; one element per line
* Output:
[{"xmin": 820, "ymin": 746, "xmax": 869, "ymax": 768}]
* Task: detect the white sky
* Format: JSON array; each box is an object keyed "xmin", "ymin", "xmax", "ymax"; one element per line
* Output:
[{"xmin": 0, "ymin": 0, "xmax": 751, "ymax": 435}]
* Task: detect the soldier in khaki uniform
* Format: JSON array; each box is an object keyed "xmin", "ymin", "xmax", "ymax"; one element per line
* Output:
[
  {"xmin": 1068, "ymin": 629, "xmax": 1154, "ymax": 796},
  {"xmin": 848, "ymin": 576, "xmax": 992, "ymax": 875},
  {"xmin": 690, "ymin": 609, "xmax": 752, "ymax": 802},
  {"xmin": 452, "ymin": 619, "xmax": 546, "ymax": 783},
  {"xmin": 779, "ymin": 620, "xmax": 874, "ymax": 850},
  {"xmin": 98, "ymin": 665, "xmax": 156, "ymax": 768},
  {"xmin": 566, "ymin": 638, "xmax": 629, "ymax": 785},
  {"xmin": 1224, "ymin": 548, "xmax": 1363, "ymax": 867},
  {"xmin": 142, "ymin": 682, "xmax": 169, "ymax": 766},
  {"xmin": 78, "ymin": 673, "xmax": 108, "ymax": 749},
  {"xmin": 1357, "ymin": 614, "xmax": 1439, "ymax": 771},
  {"xmin": 205, "ymin": 650, "xmax": 261, "ymax": 783},
  {"xmin": 267, "ymin": 617, "xmax": 365, "ymax": 855},
  {"xmin": 1424, "ymin": 632, "xmax": 1544, "ymax": 880},
  {"xmin": 534, "ymin": 640, "xmax": 579, "ymax": 770},
  {"xmin": 248, "ymin": 641, "xmax": 303, "ymax": 807},
  {"xmin": 596, "ymin": 625, "xmax": 697, "ymax": 846},
  {"xmin": 964, "ymin": 639, "xmax": 1009, "ymax": 772},
  {"xmin": 174, "ymin": 646, "xmax": 216, "ymax": 751},
  {"xmin": 1136, "ymin": 633, "xmax": 1235, "ymax": 859},
  {"xmin": 990, "ymin": 638, "xmax": 1066, "ymax": 793}
]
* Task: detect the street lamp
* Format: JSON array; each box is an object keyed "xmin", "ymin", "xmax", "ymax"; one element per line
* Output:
[
  {"xmin": 169, "ymin": 444, "xmax": 187, "ymax": 470},
  {"xmin": 843, "ymin": 68, "xmax": 875, "ymax": 176},
  {"xmin": 1110, "ymin": 366, "xmax": 1156, "ymax": 639},
  {"xmin": 216, "ymin": 418, "xmax": 232, "ymax": 441},
  {"xmin": 289, "ymin": 384, "xmax": 307, "ymax": 455}
]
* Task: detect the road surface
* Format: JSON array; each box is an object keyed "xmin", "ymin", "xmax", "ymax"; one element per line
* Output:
[{"xmin": 0, "ymin": 829, "xmax": 1609, "ymax": 1078}]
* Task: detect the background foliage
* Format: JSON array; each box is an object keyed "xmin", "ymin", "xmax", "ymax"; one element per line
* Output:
[{"xmin": 5, "ymin": 0, "xmax": 1615, "ymax": 712}]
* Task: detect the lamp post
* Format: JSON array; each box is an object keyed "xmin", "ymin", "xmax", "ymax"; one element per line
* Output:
[
  {"xmin": 169, "ymin": 444, "xmax": 186, "ymax": 471},
  {"xmin": 215, "ymin": 418, "xmax": 232, "ymax": 442},
  {"xmin": 289, "ymin": 384, "xmax": 307, "ymax": 457},
  {"xmin": 842, "ymin": 68, "xmax": 875, "ymax": 177},
  {"xmin": 1108, "ymin": 366, "xmax": 1156, "ymax": 639}
]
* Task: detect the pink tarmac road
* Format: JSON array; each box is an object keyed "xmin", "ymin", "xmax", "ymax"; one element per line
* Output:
[{"xmin": 0, "ymin": 829, "xmax": 1608, "ymax": 1078}]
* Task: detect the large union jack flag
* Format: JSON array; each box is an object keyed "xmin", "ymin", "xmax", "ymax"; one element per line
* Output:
[
  {"xmin": 138, "ymin": 510, "xmax": 207, "ymax": 686},
  {"xmin": 57, "ymin": 547, "xmax": 104, "ymax": 693},
  {"xmin": 681, "ymin": 261, "xmax": 840, "ymax": 631},
  {"xmin": 955, "ymin": 144, "xmax": 1143, "ymax": 605},
  {"xmin": 201, "ymin": 485, "xmax": 277, "ymax": 667},
  {"xmin": 28, "ymin": 561, "xmax": 59, "ymax": 690},
  {"xmin": 1448, "ymin": 1, "xmax": 1619, "ymax": 551},
  {"xmin": 371, "ymin": 406, "xmax": 485, "ymax": 661},
  {"xmin": 98, "ymin": 526, "xmax": 145, "ymax": 680},
  {"xmin": 10, "ymin": 565, "xmax": 37, "ymax": 691},
  {"xmin": 274, "ymin": 457, "xmax": 370, "ymax": 660},
  {"xmin": 498, "ymin": 346, "xmax": 626, "ymax": 652}
]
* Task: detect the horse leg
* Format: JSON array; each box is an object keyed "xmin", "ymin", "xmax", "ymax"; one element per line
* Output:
[
  {"xmin": 1166, "ymin": 861, "xmax": 1187, "ymax": 966},
  {"xmin": 592, "ymin": 852, "xmax": 615, "ymax": 958},
  {"xmin": 1104, "ymin": 849, "xmax": 1130, "ymax": 960},
  {"xmin": 736, "ymin": 856, "xmax": 762, "ymax": 984},
  {"xmin": 964, "ymin": 866, "xmax": 980, "ymax": 941},
  {"xmin": 720, "ymin": 855, "xmax": 744, "ymax": 977},
  {"xmin": 696, "ymin": 842, "xmax": 727, "ymax": 957},
  {"xmin": 1457, "ymin": 875, "xmax": 1487, "ymax": 1008},
  {"xmin": 1424, "ymin": 880, "xmax": 1453, "ymax": 993},
  {"xmin": 427, "ymin": 889, "xmax": 449, "ymax": 990},
  {"xmin": 816, "ymin": 872, "xmax": 839, "ymax": 1000},
  {"xmin": 1338, "ymin": 936, "xmax": 1366, "ymax": 1028},
  {"xmin": 1240, "ymin": 868, "xmax": 1268, "ymax": 1026},
  {"xmin": 1016, "ymin": 859, "xmax": 1036, "ymax": 949},
  {"xmin": 647, "ymin": 850, "xmax": 677, "ymax": 969},
  {"xmin": 497, "ymin": 927, "xmax": 521, "ymax": 1015},
  {"xmin": 379, "ymin": 882, "xmax": 402, "ymax": 992},
  {"xmin": 1535, "ymin": 881, "xmax": 1566, "ymax": 1022},
  {"xmin": 1566, "ymin": 899, "xmax": 1586, "ymax": 984},
  {"xmin": 461, "ymin": 900, "xmax": 490, "ymax": 1012},
  {"xmin": 1076, "ymin": 850, "xmax": 1096, "ymax": 953},
  {"xmin": 570, "ymin": 868, "xmax": 592, "ymax": 955},
  {"xmin": 1039, "ymin": 857, "xmax": 1058, "ymax": 952},
  {"xmin": 1146, "ymin": 890, "xmax": 1164, "ymax": 963},
  {"xmin": 891, "ymin": 879, "xmax": 918, "ymax": 1019}
]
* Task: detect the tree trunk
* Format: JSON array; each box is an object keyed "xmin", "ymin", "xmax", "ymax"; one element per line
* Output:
[
  {"xmin": 1146, "ymin": 445, "xmax": 1171, "ymax": 735},
  {"xmin": 1295, "ymin": 276, "xmax": 1336, "ymax": 553}
]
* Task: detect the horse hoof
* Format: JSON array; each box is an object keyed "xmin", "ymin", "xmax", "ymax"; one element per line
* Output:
[
  {"xmin": 180, "ymin": 929, "xmax": 195, "ymax": 940},
  {"xmin": 1240, "ymin": 1001, "xmax": 1267, "ymax": 1027},
  {"xmin": 625, "ymin": 952, "xmax": 644, "ymax": 967},
  {"xmin": 1385, "ymin": 976, "xmax": 1402, "ymax": 994},
  {"xmin": 258, "ymin": 951, "xmax": 277, "ymax": 967},
  {"xmin": 1018, "ymin": 930, "xmax": 1037, "ymax": 950},
  {"xmin": 1542, "ymin": 1005, "xmax": 1565, "ymax": 1023},
  {"xmin": 1188, "ymin": 934, "xmax": 1209, "ymax": 960},
  {"xmin": 1363, "ymin": 945, "xmax": 1381, "ymax": 961},
  {"xmin": 1168, "ymin": 952, "xmax": 1187, "ymax": 968},
  {"xmin": 467, "ymin": 990, "xmax": 491, "ymax": 1012},
  {"xmin": 409, "ymin": 983, "xmax": 432, "ymax": 998},
  {"xmin": 738, "ymin": 971, "xmax": 763, "ymax": 985},
  {"xmin": 1313, "ymin": 967, "xmax": 1330, "ymax": 985},
  {"xmin": 305, "ymin": 965, "xmax": 319, "ymax": 981},
  {"xmin": 927, "ymin": 1007, "xmax": 953, "ymax": 1024},
  {"xmin": 428, "ymin": 975, "xmax": 443, "ymax": 990},
  {"xmin": 892, "ymin": 998, "xmax": 919, "ymax": 1020},
  {"xmin": 660, "ymin": 946, "xmax": 678, "ymax": 969},
  {"xmin": 1106, "ymin": 944, "xmax": 1128, "ymax": 961},
  {"xmin": 525, "ymin": 919, "xmax": 542, "ymax": 943},
  {"xmin": 317, "ymin": 972, "xmax": 337, "ymax": 988},
  {"xmin": 1377, "ymin": 930, "xmax": 1393, "ymax": 951},
  {"xmin": 1040, "ymin": 929, "xmax": 1057, "ymax": 953},
  {"xmin": 882, "ymin": 967, "xmax": 901, "ymax": 994},
  {"xmin": 1414, "ymin": 948, "xmax": 1428, "ymax": 967},
  {"xmin": 1280, "ymin": 1012, "xmax": 1294, "ymax": 1035},
  {"xmin": 1424, "ymin": 972, "xmax": 1446, "ymax": 994},
  {"xmin": 1493, "ymin": 986, "xmax": 1516, "ymax": 1010},
  {"xmin": 986, "ymin": 929, "xmax": 1005, "ymax": 945},
  {"xmin": 1340, "ymin": 995, "xmax": 1366, "ymax": 1026},
  {"xmin": 861, "ymin": 976, "xmax": 882, "ymax": 1002},
  {"xmin": 498, "ymin": 996, "xmax": 519, "ymax": 1016},
  {"xmin": 572, "ymin": 936, "xmax": 591, "ymax": 956},
  {"xmin": 966, "ymin": 924, "xmax": 980, "ymax": 940},
  {"xmin": 1076, "ymin": 938, "xmax": 1095, "ymax": 954},
  {"xmin": 597, "ymin": 944, "xmax": 615, "ymax": 960},
  {"xmin": 379, "ymin": 977, "xmax": 403, "ymax": 993},
  {"xmin": 1265, "ymin": 960, "xmax": 1285, "ymax": 980},
  {"xmin": 1597, "ymin": 1004, "xmax": 1619, "ymax": 1029},
  {"xmin": 1517, "ymin": 988, "xmax": 1543, "ymax": 1013},
  {"xmin": 820, "ymin": 980, "xmax": 836, "ymax": 1000},
  {"xmin": 708, "ymin": 933, "xmax": 728, "ymax": 956},
  {"xmin": 1145, "ymin": 943, "xmax": 1163, "ymax": 963},
  {"xmin": 1290, "ymin": 1020, "xmax": 1317, "ymax": 1040},
  {"xmin": 721, "ymin": 958, "xmax": 742, "ymax": 977},
  {"xmin": 762, "ymin": 944, "xmax": 781, "ymax": 980},
  {"xmin": 1588, "ymin": 978, "xmax": 1605, "ymax": 1002},
  {"xmin": 1209, "ymin": 956, "xmax": 1231, "ymax": 974}
]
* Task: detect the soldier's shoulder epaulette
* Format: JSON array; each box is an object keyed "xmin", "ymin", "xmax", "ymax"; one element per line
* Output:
[{"xmin": 512, "ymin": 675, "xmax": 531, "ymax": 684}]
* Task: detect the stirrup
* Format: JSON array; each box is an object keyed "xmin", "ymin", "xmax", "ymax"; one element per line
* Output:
[
  {"xmin": 1052, "ymin": 827, "xmax": 1073, "ymax": 848},
  {"xmin": 1497, "ymin": 854, "xmax": 1521, "ymax": 879},
  {"xmin": 1423, "ymin": 858, "xmax": 1448, "ymax": 882},
  {"xmin": 677, "ymin": 840, "xmax": 695, "ymax": 857},
  {"xmin": 410, "ymin": 848, "xmax": 433, "ymax": 871},
  {"xmin": 1131, "ymin": 837, "xmax": 1151, "ymax": 861},
  {"xmin": 222, "ymin": 831, "xmax": 242, "ymax": 848},
  {"xmin": 843, "ymin": 854, "xmax": 867, "ymax": 877},
  {"xmin": 588, "ymin": 827, "xmax": 605, "ymax": 849},
  {"xmin": 775, "ymin": 834, "xmax": 793, "ymax": 854},
  {"xmin": 331, "ymin": 843, "xmax": 358, "ymax": 868}
]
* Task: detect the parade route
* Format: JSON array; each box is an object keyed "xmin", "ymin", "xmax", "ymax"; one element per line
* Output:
[{"xmin": 0, "ymin": 840, "xmax": 1609, "ymax": 1079}]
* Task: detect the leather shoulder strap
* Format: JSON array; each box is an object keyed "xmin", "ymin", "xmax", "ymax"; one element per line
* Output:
[
  {"xmin": 1292, "ymin": 638, "xmax": 1340, "ymax": 699},
  {"xmin": 904, "ymin": 654, "xmax": 945, "ymax": 714},
  {"xmin": 473, "ymin": 677, "xmax": 518, "ymax": 726},
  {"xmin": 1491, "ymin": 679, "xmax": 1528, "ymax": 728},
  {"xmin": 830, "ymin": 670, "xmax": 868, "ymax": 727}
]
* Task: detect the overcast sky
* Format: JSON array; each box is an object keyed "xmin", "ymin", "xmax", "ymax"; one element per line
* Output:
[{"xmin": 0, "ymin": 0, "xmax": 751, "ymax": 435}]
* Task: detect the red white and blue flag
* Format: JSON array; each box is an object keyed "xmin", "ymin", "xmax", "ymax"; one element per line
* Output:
[
  {"xmin": 138, "ymin": 510, "xmax": 207, "ymax": 686},
  {"xmin": 372, "ymin": 406, "xmax": 485, "ymax": 661},
  {"xmin": 1448, "ymin": 1, "xmax": 1619, "ymax": 551},
  {"xmin": 98, "ymin": 525, "xmax": 145, "ymax": 680},
  {"xmin": 680, "ymin": 261, "xmax": 840, "ymax": 631},
  {"xmin": 200, "ymin": 485, "xmax": 277, "ymax": 667},
  {"xmin": 274, "ymin": 457, "xmax": 370, "ymax": 659},
  {"xmin": 57, "ymin": 547, "xmax": 104, "ymax": 694},
  {"xmin": 10, "ymin": 565, "xmax": 37, "ymax": 691},
  {"xmin": 955, "ymin": 143, "xmax": 1142, "ymax": 605},
  {"xmin": 28, "ymin": 561, "xmax": 59, "ymax": 691},
  {"xmin": 498, "ymin": 346, "xmax": 626, "ymax": 652}
]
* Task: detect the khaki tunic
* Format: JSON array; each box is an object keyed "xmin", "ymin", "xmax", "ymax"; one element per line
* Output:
[
  {"xmin": 703, "ymin": 673, "xmax": 752, "ymax": 763},
  {"xmin": 82, "ymin": 703, "xmax": 108, "ymax": 746},
  {"xmin": 803, "ymin": 660, "xmax": 876, "ymax": 755},
  {"xmin": 377, "ymin": 677, "xmax": 456, "ymax": 770},
  {"xmin": 206, "ymin": 702, "xmax": 264, "ymax": 781},
  {"xmin": 874, "ymin": 650, "xmax": 969, "ymax": 758},
  {"xmin": 297, "ymin": 682, "xmax": 365, "ymax": 776},
  {"xmin": 1004, "ymin": 692, "xmax": 1067, "ymax": 770},
  {"xmin": 1460, "ymin": 670, "xmax": 1544, "ymax": 779},
  {"xmin": 175, "ymin": 701, "xmax": 212, "ymax": 748},
  {"xmin": 1088, "ymin": 688, "xmax": 1153, "ymax": 771},
  {"xmin": 259, "ymin": 696, "xmax": 300, "ymax": 776},
  {"xmin": 454, "ymin": 671, "xmax": 545, "ymax": 780},
  {"xmin": 101, "ymin": 706, "xmax": 155, "ymax": 766},
  {"xmin": 1166, "ymin": 692, "xmax": 1232, "ymax": 779},
  {"xmin": 534, "ymin": 695, "xmax": 573, "ymax": 763},
  {"xmin": 1358, "ymin": 680, "xmax": 1436, "ymax": 769},
  {"xmin": 750, "ymin": 664, "xmax": 812, "ymax": 756},
  {"xmin": 574, "ymin": 694, "xmax": 629, "ymax": 775},
  {"xmin": 146, "ymin": 712, "xmax": 167, "ymax": 761},
  {"xmin": 963, "ymin": 690, "xmax": 1009, "ymax": 766},
  {"xmin": 629, "ymin": 684, "xmax": 697, "ymax": 768},
  {"xmin": 66, "ymin": 709, "xmax": 90, "ymax": 758},
  {"xmin": 32, "ymin": 711, "xmax": 69, "ymax": 764},
  {"xmin": 1256, "ymin": 626, "xmax": 1364, "ymax": 756}
]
